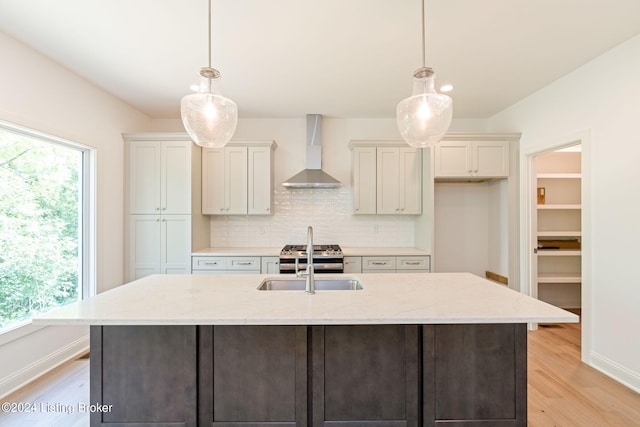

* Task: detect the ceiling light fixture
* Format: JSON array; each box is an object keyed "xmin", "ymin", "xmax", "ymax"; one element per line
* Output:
[
  {"xmin": 440, "ymin": 84, "xmax": 454, "ymax": 93},
  {"xmin": 181, "ymin": 0, "xmax": 237, "ymax": 148},
  {"xmin": 396, "ymin": 0, "xmax": 452, "ymax": 148}
]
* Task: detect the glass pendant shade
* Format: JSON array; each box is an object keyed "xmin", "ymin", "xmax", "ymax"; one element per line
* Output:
[
  {"xmin": 181, "ymin": 67, "xmax": 238, "ymax": 148},
  {"xmin": 396, "ymin": 67, "xmax": 452, "ymax": 148}
]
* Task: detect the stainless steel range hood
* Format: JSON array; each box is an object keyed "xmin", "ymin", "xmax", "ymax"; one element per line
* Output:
[{"xmin": 282, "ymin": 114, "xmax": 341, "ymax": 189}]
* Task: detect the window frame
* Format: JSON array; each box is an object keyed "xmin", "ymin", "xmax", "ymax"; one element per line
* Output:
[{"xmin": 0, "ymin": 120, "xmax": 96, "ymax": 341}]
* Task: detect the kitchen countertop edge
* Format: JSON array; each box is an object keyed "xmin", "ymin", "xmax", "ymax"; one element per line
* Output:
[{"xmin": 34, "ymin": 272, "xmax": 577, "ymax": 326}]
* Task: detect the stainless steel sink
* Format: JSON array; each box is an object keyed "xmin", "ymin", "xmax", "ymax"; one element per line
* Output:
[{"xmin": 258, "ymin": 278, "xmax": 362, "ymax": 291}]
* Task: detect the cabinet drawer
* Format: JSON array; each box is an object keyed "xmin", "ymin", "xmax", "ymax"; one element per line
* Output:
[
  {"xmin": 397, "ymin": 256, "xmax": 430, "ymax": 271},
  {"xmin": 192, "ymin": 256, "xmax": 226, "ymax": 271},
  {"xmin": 362, "ymin": 256, "xmax": 396, "ymax": 270},
  {"xmin": 226, "ymin": 256, "xmax": 261, "ymax": 271}
]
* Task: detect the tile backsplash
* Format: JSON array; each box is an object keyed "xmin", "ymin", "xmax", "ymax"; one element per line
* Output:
[{"xmin": 209, "ymin": 186, "xmax": 416, "ymax": 247}]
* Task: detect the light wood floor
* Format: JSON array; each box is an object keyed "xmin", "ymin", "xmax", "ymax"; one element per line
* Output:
[
  {"xmin": 528, "ymin": 319, "xmax": 640, "ymax": 426},
  {"xmin": 0, "ymin": 352, "xmax": 89, "ymax": 427},
  {"xmin": 2, "ymin": 321, "xmax": 639, "ymax": 426}
]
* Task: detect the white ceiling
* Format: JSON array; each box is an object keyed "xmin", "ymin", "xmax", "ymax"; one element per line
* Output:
[{"xmin": 1, "ymin": 0, "xmax": 640, "ymax": 120}]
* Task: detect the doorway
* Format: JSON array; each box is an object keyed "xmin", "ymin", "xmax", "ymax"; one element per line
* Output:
[{"xmin": 525, "ymin": 132, "xmax": 591, "ymax": 361}]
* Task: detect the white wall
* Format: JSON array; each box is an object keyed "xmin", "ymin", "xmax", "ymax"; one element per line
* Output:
[
  {"xmin": 489, "ymin": 34, "xmax": 640, "ymax": 392},
  {"xmin": 0, "ymin": 32, "xmax": 150, "ymax": 397}
]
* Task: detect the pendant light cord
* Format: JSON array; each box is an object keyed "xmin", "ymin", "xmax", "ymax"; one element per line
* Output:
[
  {"xmin": 421, "ymin": 0, "xmax": 426, "ymax": 68},
  {"xmin": 208, "ymin": 0, "xmax": 212, "ymax": 68}
]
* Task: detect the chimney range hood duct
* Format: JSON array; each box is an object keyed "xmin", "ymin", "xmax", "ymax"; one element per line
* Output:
[{"xmin": 282, "ymin": 114, "xmax": 341, "ymax": 189}]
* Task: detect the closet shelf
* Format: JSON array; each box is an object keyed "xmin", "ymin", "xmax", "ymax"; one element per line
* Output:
[
  {"xmin": 537, "ymin": 204, "xmax": 581, "ymax": 210},
  {"xmin": 537, "ymin": 273, "xmax": 582, "ymax": 283}
]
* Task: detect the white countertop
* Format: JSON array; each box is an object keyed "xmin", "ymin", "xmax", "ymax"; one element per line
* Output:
[
  {"xmin": 192, "ymin": 247, "xmax": 430, "ymax": 257},
  {"xmin": 34, "ymin": 273, "xmax": 577, "ymax": 326}
]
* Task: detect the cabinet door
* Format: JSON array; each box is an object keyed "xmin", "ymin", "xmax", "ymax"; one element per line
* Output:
[
  {"xmin": 376, "ymin": 147, "xmax": 401, "ymax": 214},
  {"xmin": 248, "ymin": 146, "xmax": 273, "ymax": 215},
  {"xmin": 202, "ymin": 148, "xmax": 225, "ymax": 214},
  {"xmin": 129, "ymin": 141, "xmax": 162, "ymax": 214},
  {"xmin": 225, "ymin": 146, "xmax": 248, "ymax": 214},
  {"xmin": 199, "ymin": 326, "xmax": 308, "ymax": 426},
  {"xmin": 90, "ymin": 326, "xmax": 197, "ymax": 427},
  {"xmin": 423, "ymin": 324, "xmax": 527, "ymax": 426},
  {"xmin": 343, "ymin": 256, "xmax": 362, "ymax": 273},
  {"xmin": 434, "ymin": 141, "xmax": 472, "ymax": 177},
  {"xmin": 400, "ymin": 147, "xmax": 422, "ymax": 214},
  {"xmin": 129, "ymin": 215, "xmax": 161, "ymax": 280},
  {"xmin": 162, "ymin": 141, "xmax": 192, "ymax": 214},
  {"xmin": 312, "ymin": 325, "xmax": 420, "ymax": 426},
  {"xmin": 352, "ymin": 147, "xmax": 377, "ymax": 214},
  {"xmin": 161, "ymin": 215, "xmax": 192, "ymax": 274},
  {"xmin": 473, "ymin": 141, "xmax": 509, "ymax": 177},
  {"xmin": 261, "ymin": 256, "xmax": 280, "ymax": 274}
]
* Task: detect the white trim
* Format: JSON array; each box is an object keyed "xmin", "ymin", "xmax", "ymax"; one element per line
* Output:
[
  {"xmin": 0, "ymin": 323, "xmax": 46, "ymax": 346},
  {"xmin": 590, "ymin": 352, "xmax": 640, "ymax": 394},
  {"xmin": 0, "ymin": 120, "xmax": 97, "ymax": 336},
  {"xmin": 0, "ymin": 334, "xmax": 89, "ymax": 399},
  {"xmin": 522, "ymin": 130, "xmax": 591, "ymax": 351}
]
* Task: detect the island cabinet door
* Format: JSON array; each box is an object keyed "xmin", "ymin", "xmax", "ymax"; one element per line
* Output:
[
  {"xmin": 199, "ymin": 325, "xmax": 308, "ymax": 427},
  {"xmin": 89, "ymin": 325, "xmax": 197, "ymax": 427},
  {"xmin": 422, "ymin": 324, "xmax": 527, "ymax": 427},
  {"xmin": 310, "ymin": 325, "xmax": 420, "ymax": 427}
]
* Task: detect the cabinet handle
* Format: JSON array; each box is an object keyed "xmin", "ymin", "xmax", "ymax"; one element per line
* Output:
[
  {"xmin": 372, "ymin": 261, "xmax": 388, "ymax": 265},
  {"xmin": 405, "ymin": 261, "xmax": 421, "ymax": 265},
  {"xmin": 204, "ymin": 261, "xmax": 218, "ymax": 265},
  {"xmin": 236, "ymin": 262, "xmax": 253, "ymax": 266}
]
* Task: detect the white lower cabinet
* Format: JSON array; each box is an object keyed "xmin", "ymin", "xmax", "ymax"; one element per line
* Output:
[
  {"xmin": 129, "ymin": 215, "xmax": 192, "ymax": 280},
  {"xmin": 261, "ymin": 256, "xmax": 280, "ymax": 274},
  {"xmin": 192, "ymin": 256, "xmax": 273, "ymax": 274},
  {"xmin": 358, "ymin": 255, "xmax": 430, "ymax": 274},
  {"xmin": 343, "ymin": 257, "xmax": 362, "ymax": 274},
  {"xmin": 362, "ymin": 256, "xmax": 397, "ymax": 273}
]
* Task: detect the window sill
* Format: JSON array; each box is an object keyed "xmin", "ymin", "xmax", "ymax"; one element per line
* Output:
[{"xmin": 0, "ymin": 321, "xmax": 47, "ymax": 346}]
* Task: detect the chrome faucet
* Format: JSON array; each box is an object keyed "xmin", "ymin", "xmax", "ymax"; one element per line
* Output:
[{"xmin": 296, "ymin": 226, "xmax": 315, "ymax": 294}]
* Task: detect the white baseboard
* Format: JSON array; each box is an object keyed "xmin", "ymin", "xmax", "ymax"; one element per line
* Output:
[
  {"xmin": 589, "ymin": 351, "xmax": 640, "ymax": 394},
  {"xmin": 0, "ymin": 335, "xmax": 89, "ymax": 399}
]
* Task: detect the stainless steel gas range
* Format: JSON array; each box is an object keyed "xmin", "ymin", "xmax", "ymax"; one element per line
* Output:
[{"xmin": 278, "ymin": 244, "xmax": 344, "ymax": 274}]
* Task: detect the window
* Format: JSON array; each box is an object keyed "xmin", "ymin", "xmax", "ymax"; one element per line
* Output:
[{"xmin": 0, "ymin": 122, "xmax": 92, "ymax": 333}]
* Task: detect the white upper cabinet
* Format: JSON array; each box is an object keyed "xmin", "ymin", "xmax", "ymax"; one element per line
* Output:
[
  {"xmin": 377, "ymin": 147, "xmax": 421, "ymax": 214},
  {"xmin": 129, "ymin": 140, "xmax": 192, "ymax": 214},
  {"xmin": 248, "ymin": 146, "xmax": 274, "ymax": 215},
  {"xmin": 434, "ymin": 140, "xmax": 509, "ymax": 178},
  {"xmin": 351, "ymin": 146, "xmax": 377, "ymax": 214},
  {"xmin": 202, "ymin": 141, "xmax": 276, "ymax": 215},
  {"xmin": 350, "ymin": 141, "xmax": 422, "ymax": 215}
]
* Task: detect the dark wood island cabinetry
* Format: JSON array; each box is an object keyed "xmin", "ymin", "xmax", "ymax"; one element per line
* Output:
[{"xmin": 89, "ymin": 323, "xmax": 526, "ymax": 427}]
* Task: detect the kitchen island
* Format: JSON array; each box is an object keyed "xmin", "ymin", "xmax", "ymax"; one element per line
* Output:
[{"xmin": 35, "ymin": 272, "xmax": 578, "ymax": 427}]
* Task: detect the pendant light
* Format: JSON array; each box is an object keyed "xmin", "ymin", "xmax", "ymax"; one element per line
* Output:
[
  {"xmin": 396, "ymin": 0, "xmax": 452, "ymax": 148},
  {"xmin": 181, "ymin": 0, "xmax": 237, "ymax": 148}
]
